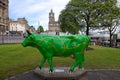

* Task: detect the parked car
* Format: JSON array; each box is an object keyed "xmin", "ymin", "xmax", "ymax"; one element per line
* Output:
[{"xmin": 103, "ymin": 41, "xmax": 110, "ymax": 47}]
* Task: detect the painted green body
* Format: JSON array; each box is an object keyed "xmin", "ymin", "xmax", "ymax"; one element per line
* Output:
[{"xmin": 22, "ymin": 32, "xmax": 90, "ymax": 72}]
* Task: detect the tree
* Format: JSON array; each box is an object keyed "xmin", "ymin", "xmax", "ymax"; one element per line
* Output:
[
  {"xmin": 100, "ymin": 0, "xmax": 120, "ymax": 47},
  {"xmin": 59, "ymin": 0, "xmax": 105, "ymax": 35},
  {"xmin": 59, "ymin": 0, "xmax": 120, "ymax": 36},
  {"xmin": 37, "ymin": 25, "xmax": 44, "ymax": 33},
  {"xmin": 59, "ymin": 9, "xmax": 80, "ymax": 34},
  {"xmin": 59, "ymin": 0, "xmax": 120, "ymax": 47}
]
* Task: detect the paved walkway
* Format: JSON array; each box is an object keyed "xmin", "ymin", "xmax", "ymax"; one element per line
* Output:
[{"xmin": 5, "ymin": 69, "xmax": 120, "ymax": 80}]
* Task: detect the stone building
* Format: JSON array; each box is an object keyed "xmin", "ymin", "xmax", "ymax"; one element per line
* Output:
[
  {"xmin": 48, "ymin": 9, "xmax": 61, "ymax": 33},
  {"xmin": 29, "ymin": 26, "xmax": 36, "ymax": 33},
  {"xmin": 0, "ymin": 0, "xmax": 9, "ymax": 35},
  {"xmin": 9, "ymin": 19, "xmax": 26, "ymax": 34},
  {"xmin": 17, "ymin": 17, "xmax": 29, "ymax": 30},
  {"xmin": 17, "ymin": 18, "xmax": 36, "ymax": 33},
  {"xmin": 9, "ymin": 18, "xmax": 36, "ymax": 35}
]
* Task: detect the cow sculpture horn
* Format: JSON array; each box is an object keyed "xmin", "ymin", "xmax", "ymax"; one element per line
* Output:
[{"xmin": 26, "ymin": 30, "xmax": 31, "ymax": 35}]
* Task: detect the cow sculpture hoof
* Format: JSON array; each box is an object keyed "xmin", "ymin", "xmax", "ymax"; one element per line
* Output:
[
  {"xmin": 39, "ymin": 66, "xmax": 42, "ymax": 70},
  {"xmin": 69, "ymin": 69, "xmax": 74, "ymax": 73},
  {"xmin": 49, "ymin": 70, "xmax": 54, "ymax": 73},
  {"xmin": 80, "ymin": 68, "xmax": 84, "ymax": 70}
]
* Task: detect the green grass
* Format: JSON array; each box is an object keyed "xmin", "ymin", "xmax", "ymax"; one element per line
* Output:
[
  {"xmin": 85, "ymin": 46, "xmax": 120, "ymax": 69},
  {"xmin": 0, "ymin": 44, "xmax": 41, "ymax": 80},
  {"xmin": 0, "ymin": 44, "xmax": 120, "ymax": 80}
]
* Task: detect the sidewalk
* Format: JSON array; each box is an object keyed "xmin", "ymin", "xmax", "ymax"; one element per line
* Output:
[{"xmin": 5, "ymin": 69, "xmax": 120, "ymax": 80}]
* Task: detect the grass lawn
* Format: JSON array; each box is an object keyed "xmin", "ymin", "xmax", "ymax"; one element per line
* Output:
[{"xmin": 0, "ymin": 44, "xmax": 120, "ymax": 80}]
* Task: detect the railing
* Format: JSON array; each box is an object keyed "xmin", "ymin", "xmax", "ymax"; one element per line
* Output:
[{"xmin": 0, "ymin": 35, "xmax": 24, "ymax": 44}]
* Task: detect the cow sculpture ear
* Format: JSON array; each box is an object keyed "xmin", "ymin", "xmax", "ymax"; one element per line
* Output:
[{"xmin": 26, "ymin": 30, "xmax": 31, "ymax": 35}]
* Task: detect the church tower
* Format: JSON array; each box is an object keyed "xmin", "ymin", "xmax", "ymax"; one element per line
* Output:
[
  {"xmin": 48, "ymin": 9, "xmax": 60, "ymax": 33},
  {"xmin": 49, "ymin": 9, "xmax": 55, "ymax": 23}
]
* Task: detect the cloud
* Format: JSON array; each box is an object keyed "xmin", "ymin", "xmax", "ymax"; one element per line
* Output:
[{"xmin": 9, "ymin": 0, "xmax": 70, "ymax": 30}]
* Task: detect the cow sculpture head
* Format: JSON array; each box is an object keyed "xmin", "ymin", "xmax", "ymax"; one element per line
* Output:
[{"xmin": 22, "ymin": 30, "xmax": 36, "ymax": 47}]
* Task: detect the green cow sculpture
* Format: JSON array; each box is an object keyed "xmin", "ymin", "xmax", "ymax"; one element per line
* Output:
[{"xmin": 22, "ymin": 31, "xmax": 90, "ymax": 72}]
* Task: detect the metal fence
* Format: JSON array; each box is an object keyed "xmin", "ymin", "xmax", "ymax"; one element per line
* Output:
[{"xmin": 0, "ymin": 35, "xmax": 24, "ymax": 44}]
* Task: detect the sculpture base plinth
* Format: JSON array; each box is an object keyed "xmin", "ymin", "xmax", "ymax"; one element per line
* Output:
[{"xmin": 34, "ymin": 67, "xmax": 86, "ymax": 80}]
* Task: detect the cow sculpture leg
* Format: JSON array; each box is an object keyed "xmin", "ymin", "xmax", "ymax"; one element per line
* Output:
[
  {"xmin": 70, "ymin": 52, "xmax": 82, "ymax": 72},
  {"xmin": 39, "ymin": 57, "xmax": 46, "ymax": 69},
  {"xmin": 78, "ymin": 62, "xmax": 83, "ymax": 69},
  {"xmin": 78, "ymin": 54, "xmax": 84, "ymax": 69},
  {"xmin": 47, "ymin": 57, "xmax": 54, "ymax": 72}
]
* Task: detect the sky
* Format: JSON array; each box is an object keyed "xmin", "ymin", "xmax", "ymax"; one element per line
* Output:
[
  {"xmin": 9, "ymin": 0, "xmax": 120, "ymax": 31},
  {"xmin": 9, "ymin": 0, "xmax": 70, "ymax": 30}
]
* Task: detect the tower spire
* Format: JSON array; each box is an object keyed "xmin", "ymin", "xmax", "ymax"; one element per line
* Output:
[{"xmin": 51, "ymin": 9, "xmax": 53, "ymax": 13}]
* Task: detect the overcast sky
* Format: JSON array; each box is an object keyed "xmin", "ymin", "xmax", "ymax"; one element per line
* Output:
[
  {"xmin": 9, "ymin": 0, "xmax": 120, "ymax": 31},
  {"xmin": 9, "ymin": 0, "xmax": 70, "ymax": 30}
]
